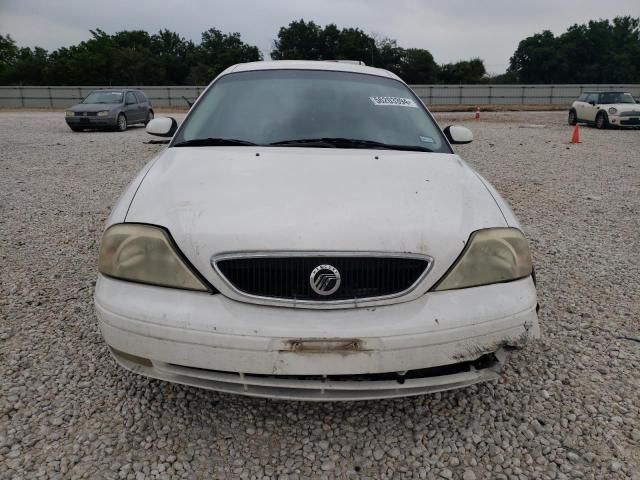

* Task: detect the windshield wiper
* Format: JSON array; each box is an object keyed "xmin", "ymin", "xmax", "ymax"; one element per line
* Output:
[
  {"xmin": 173, "ymin": 137, "xmax": 258, "ymax": 147},
  {"xmin": 269, "ymin": 137, "xmax": 433, "ymax": 152}
]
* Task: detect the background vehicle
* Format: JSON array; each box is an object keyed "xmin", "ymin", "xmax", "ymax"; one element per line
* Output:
[
  {"xmin": 568, "ymin": 91, "xmax": 640, "ymax": 129},
  {"xmin": 65, "ymin": 89, "xmax": 154, "ymax": 132}
]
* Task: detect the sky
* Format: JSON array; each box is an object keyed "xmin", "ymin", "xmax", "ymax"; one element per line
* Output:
[{"xmin": 1, "ymin": 0, "xmax": 638, "ymax": 74}]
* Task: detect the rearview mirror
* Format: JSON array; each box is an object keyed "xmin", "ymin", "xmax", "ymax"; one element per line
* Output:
[
  {"xmin": 146, "ymin": 117, "xmax": 178, "ymax": 137},
  {"xmin": 443, "ymin": 125, "xmax": 473, "ymax": 144}
]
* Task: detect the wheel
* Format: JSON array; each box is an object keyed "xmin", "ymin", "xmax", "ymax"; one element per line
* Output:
[
  {"xmin": 144, "ymin": 110, "xmax": 154, "ymax": 126},
  {"xmin": 568, "ymin": 109, "xmax": 577, "ymax": 126},
  {"xmin": 69, "ymin": 126, "xmax": 83, "ymax": 132},
  {"xmin": 595, "ymin": 112, "xmax": 608, "ymax": 129},
  {"xmin": 116, "ymin": 113, "xmax": 127, "ymax": 132}
]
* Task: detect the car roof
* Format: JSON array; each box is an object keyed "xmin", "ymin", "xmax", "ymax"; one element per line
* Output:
[
  {"xmin": 221, "ymin": 60, "xmax": 402, "ymax": 81},
  {"xmin": 583, "ymin": 91, "xmax": 630, "ymax": 94}
]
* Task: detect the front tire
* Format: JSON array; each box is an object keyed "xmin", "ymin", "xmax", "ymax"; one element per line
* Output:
[
  {"xmin": 568, "ymin": 109, "xmax": 577, "ymax": 126},
  {"xmin": 144, "ymin": 110, "xmax": 154, "ymax": 126},
  {"xmin": 116, "ymin": 113, "xmax": 127, "ymax": 132},
  {"xmin": 595, "ymin": 112, "xmax": 608, "ymax": 129}
]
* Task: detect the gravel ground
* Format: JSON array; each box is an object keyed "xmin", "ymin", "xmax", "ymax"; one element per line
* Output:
[{"xmin": 1, "ymin": 111, "xmax": 639, "ymax": 480}]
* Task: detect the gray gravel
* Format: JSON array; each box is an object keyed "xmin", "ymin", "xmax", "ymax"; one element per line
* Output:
[{"xmin": 1, "ymin": 111, "xmax": 639, "ymax": 479}]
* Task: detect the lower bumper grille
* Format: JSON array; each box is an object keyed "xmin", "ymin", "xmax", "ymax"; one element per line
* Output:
[
  {"xmin": 142, "ymin": 354, "xmax": 500, "ymax": 401},
  {"xmin": 213, "ymin": 252, "xmax": 432, "ymax": 305}
]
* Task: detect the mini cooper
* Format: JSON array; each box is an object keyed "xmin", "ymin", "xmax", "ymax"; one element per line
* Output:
[
  {"xmin": 568, "ymin": 91, "xmax": 640, "ymax": 129},
  {"xmin": 95, "ymin": 61, "xmax": 540, "ymax": 400}
]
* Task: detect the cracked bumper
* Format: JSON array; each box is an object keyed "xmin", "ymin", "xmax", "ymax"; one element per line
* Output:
[{"xmin": 95, "ymin": 275, "xmax": 540, "ymax": 400}]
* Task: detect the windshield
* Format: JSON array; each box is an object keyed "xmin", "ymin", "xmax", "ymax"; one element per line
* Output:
[
  {"xmin": 173, "ymin": 69, "xmax": 449, "ymax": 153},
  {"xmin": 82, "ymin": 91, "xmax": 123, "ymax": 104},
  {"xmin": 600, "ymin": 92, "xmax": 636, "ymax": 104}
]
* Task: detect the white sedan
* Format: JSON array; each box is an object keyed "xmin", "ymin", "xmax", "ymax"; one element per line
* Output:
[{"xmin": 95, "ymin": 60, "xmax": 540, "ymax": 401}]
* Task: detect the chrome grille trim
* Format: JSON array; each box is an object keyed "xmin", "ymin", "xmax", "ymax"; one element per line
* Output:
[{"xmin": 210, "ymin": 251, "xmax": 434, "ymax": 309}]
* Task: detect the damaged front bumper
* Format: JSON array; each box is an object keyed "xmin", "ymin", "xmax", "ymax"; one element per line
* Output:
[{"xmin": 95, "ymin": 275, "xmax": 540, "ymax": 401}]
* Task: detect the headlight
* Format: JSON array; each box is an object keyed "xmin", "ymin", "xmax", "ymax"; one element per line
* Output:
[
  {"xmin": 98, "ymin": 224, "xmax": 210, "ymax": 291},
  {"xmin": 433, "ymin": 228, "xmax": 533, "ymax": 291},
  {"xmin": 608, "ymin": 107, "xmax": 617, "ymax": 114},
  {"xmin": 65, "ymin": 111, "xmax": 74, "ymax": 117},
  {"xmin": 97, "ymin": 111, "xmax": 110, "ymax": 117}
]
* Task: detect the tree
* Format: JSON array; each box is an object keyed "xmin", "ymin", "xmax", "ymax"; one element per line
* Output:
[
  {"xmin": 507, "ymin": 16, "xmax": 640, "ymax": 83},
  {"xmin": 0, "ymin": 34, "xmax": 18, "ymax": 83},
  {"xmin": 335, "ymin": 27, "xmax": 375, "ymax": 64},
  {"xmin": 0, "ymin": 34, "xmax": 18, "ymax": 67},
  {"xmin": 401, "ymin": 48, "xmax": 438, "ymax": 84},
  {"xmin": 151, "ymin": 30, "xmax": 195, "ymax": 85},
  {"xmin": 508, "ymin": 30, "xmax": 565, "ymax": 83},
  {"xmin": 271, "ymin": 20, "xmax": 323, "ymax": 60},
  {"xmin": 375, "ymin": 38, "xmax": 403, "ymax": 72},
  {"xmin": 194, "ymin": 28, "xmax": 262, "ymax": 83},
  {"xmin": 438, "ymin": 58, "xmax": 486, "ymax": 84}
]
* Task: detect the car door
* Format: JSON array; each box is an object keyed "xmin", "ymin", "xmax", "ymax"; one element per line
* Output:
[
  {"xmin": 574, "ymin": 93, "xmax": 589, "ymax": 120},
  {"xmin": 124, "ymin": 91, "xmax": 141, "ymax": 122},
  {"xmin": 134, "ymin": 91, "xmax": 149, "ymax": 120},
  {"xmin": 583, "ymin": 93, "xmax": 600, "ymax": 122}
]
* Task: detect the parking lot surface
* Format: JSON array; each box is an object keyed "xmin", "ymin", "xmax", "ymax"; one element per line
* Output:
[{"xmin": 1, "ymin": 111, "xmax": 639, "ymax": 479}]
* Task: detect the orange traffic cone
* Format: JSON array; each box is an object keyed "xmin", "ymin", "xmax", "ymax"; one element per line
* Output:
[
  {"xmin": 475, "ymin": 107, "xmax": 480, "ymax": 120},
  {"xmin": 571, "ymin": 125, "xmax": 580, "ymax": 144}
]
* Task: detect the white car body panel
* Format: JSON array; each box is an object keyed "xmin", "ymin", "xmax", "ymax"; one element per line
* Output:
[
  {"xmin": 95, "ymin": 60, "xmax": 540, "ymax": 400},
  {"xmin": 96, "ymin": 274, "xmax": 538, "ymax": 400},
  {"xmin": 105, "ymin": 156, "xmax": 159, "ymax": 225},
  {"xmin": 602, "ymin": 102, "xmax": 640, "ymax": 126},
  {"xmin": 225, "ymin": 59, "xmax": 402, "ymax": 80},
  {"xmin": 123, "ymin": 147, "xmax": 507, "ymax": 305}
]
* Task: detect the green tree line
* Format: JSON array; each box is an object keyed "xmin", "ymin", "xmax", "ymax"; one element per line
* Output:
[{"xmin": 1, "ymin": 16, "xmax": 638, "ymax": 86}]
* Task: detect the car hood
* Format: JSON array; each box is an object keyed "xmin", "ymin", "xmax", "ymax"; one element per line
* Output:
[
  {"xmin": 125, "ymin": 147, "xmax": 508, "ymax": 290},
  {"xmin": 604, "ymin": 103, "xmax": 640, "ymax": 113},
  {"xmin": 69, "ymin": 103, "xmax": 119, "ymax": 112}
]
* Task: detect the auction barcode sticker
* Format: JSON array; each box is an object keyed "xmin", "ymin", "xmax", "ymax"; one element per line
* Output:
[{"xmin": 370, "ymin": 96, "xmax": 418, "ymax": 108}]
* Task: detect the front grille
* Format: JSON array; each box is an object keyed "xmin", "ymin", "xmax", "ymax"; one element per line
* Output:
[
  {"xmin": 619, "ymin": 110, "xmax": 640, "ymax": 117},
  {"xmin": 620, "ymin": 118, "xmax": 640, "ymax": 125},
  {"xmin": 214, "ymin": 253, "xmax": 431, "ymax": 303},
  {"xmin": 75, "ymin": 111, "xmax": 98, "ymax": 116}
]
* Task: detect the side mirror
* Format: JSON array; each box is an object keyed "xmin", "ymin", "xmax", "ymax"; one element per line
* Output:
[
  {"xmin": 146, "ymin": 117, "xmax": 178, "ymax": 137},
  {"xmin": 443, "ymin": 125, "xmax": 473, "ymax": 144},
  {"xmin": 589, "ymin": 101, "xmax": 596, "ymax": 106}
]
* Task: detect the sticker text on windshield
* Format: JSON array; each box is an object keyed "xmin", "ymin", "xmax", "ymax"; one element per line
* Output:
[{"xmin": 370, "ymin": 96, "xmax": 418, "ymax": 108}]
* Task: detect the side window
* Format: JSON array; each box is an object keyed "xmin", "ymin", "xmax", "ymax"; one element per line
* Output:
[
  {"xmin": 578, "ymin": 93, "xmax": 589, "ymax": 102},
  {"xmin": 134, "ymin": 92, "xmax": 146, "ymax": 103},
  {"xmin": 125, "ymin": 92, "xmax": 137, "ymax": 104},
  {"xmin": 586, "ymin": 93, "xmax": 598, "ymax": 104}
]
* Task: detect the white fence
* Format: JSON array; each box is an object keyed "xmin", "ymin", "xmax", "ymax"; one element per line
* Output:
[{"xmin": 1, "ymin": 84, "xmax": 639, "ymax": 108}]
